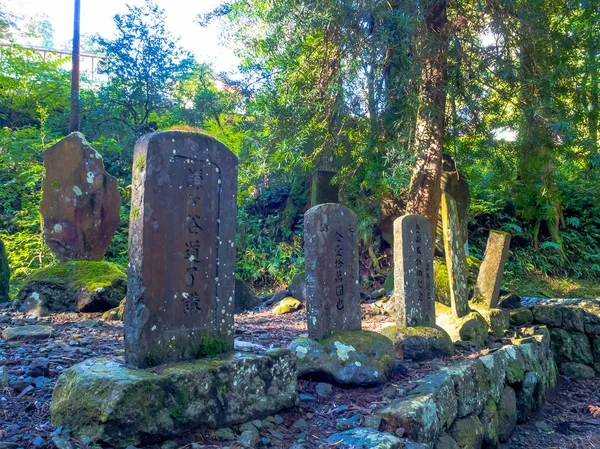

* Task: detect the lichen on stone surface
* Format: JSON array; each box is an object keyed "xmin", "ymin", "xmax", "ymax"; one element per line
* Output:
[{"xmin": 28, "ymin": 260, "xmax": 126, "ymax": 292}]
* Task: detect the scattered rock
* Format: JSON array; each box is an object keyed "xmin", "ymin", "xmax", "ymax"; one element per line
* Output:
[
  {"xmin": 289, "ymin": 331, "xmax": 395, "ymax": 386},
  {"xmin": 28, "ymin": 357, "xmax": 50, "ymax": 378},
  {"xmin": 325, "ymin": 428, "xmax": 404, "ymax": 449},
  {"xmin": 2, "ymin": 325, "xmax": 54, "ymax": 341},
  {"xmin": 272, "ymin": 297, "xmax": 302, "ymax": 314},
  {"xmin": 364, "ymin": 415, "xmax": 382, "ymax": 431},
  {"xmin": 238, "ymin": 429, "xmax": 260, "ymax": 448},
  {"xmin": 265, "ymin": 290, "xmax": 290, "ymax": 306},
  {"xmin": 288, "ymin": 272, "xmax": 307, "ymax": 303},
  {"xmin": 235, "ymin": 277, "xmax": 262, "ymax": 313},
  {"xmin": 559, "ymin": 362, "xmax": 596, "ymax": 379},
  {"xmin": 315, "ymin": 382, "xmax": 333, "ymax": 398}
]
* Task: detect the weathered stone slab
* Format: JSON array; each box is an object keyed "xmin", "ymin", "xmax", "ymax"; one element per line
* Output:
[
  {"xmin": 50, "ymin": 352, "xmax": 297, "ymax": 447},
  {"xmin": 310, "ymin": 170, "xmax": 338, "ymax": 206},
  {"xmin": 304, "ymin": 204, "xmax": 361, "ymax": 339},
  {"xmin": 393, "ymin": 215, "xmax": 435, "ymax": 327},
  {"xmin": 124, "ymin": 131, "xmax": 238, "ymax": 368},
  {"xmin": 41, "ymin": 132, "xmax": 121, "ymax": 261},
  {"xmin": 441, "ymin": 193, "xmax": 469, "ymax": 318},
  {"xmin": 2, "ymin": 325, "xmax": 54, "ymax": 341},
  {"xmin": 473, "ymin": 231, "xmax": 511, "ymax": 307}
]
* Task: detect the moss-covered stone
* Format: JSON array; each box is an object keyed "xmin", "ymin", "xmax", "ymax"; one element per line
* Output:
[
  {"xmin": 470, "ymin": 304, "xmax": 509, "ymax": 339},
  {"xmin": 549, "ymin": 328, "xmax": 573, "ymax": 363},
  {"xmin": 102, "ymin": 298, "xmax": 125, "ymax": 321},
  {"xmin": 479, "ymin": 351, "xmax": 508, "ymax": 403},
  {"xmin": 499, "ymin": 345, "xmax": 526, "ymax": 383},
  {"xmin": 288, "ymin": 271, "xmax": 307, "ymax": 303},
  {"xmin": 510, "ymin": 307, "xmax": 533, "ymax": 326},
  {"xmin": 571, "ymin": 332, "xmax": 593, "ymax": 365},
  {"xmin": 324, "ymin": 428, "xmax": 404, "ymax": 449},
  {"xmin": 479, "ymin": 399, "xmax": 499, "ymax": 449},
  {"xmin": 435, "ymin": 434, "xmax": 460, "ymax": 449},
  {"xmin": 50, "ymin": 352, "xmax": 298, "ymax": 447},
  {"xmin": 562, "ymin": 306, "xmax": 585, "ymax": 332},
  {"xmin": 593, "ymin": 335, "xmax": 600, "ymax": 362},
  {"xmin": 0, "ymin": 239, "xmax": 9, "ymax": 302},
  {"xmin": 516, "ymin": 371, "xmax": 539, "ymax": 423},
  {"xmin": 381, "ymin": 324, "xmax": 453, "ymax": 361},
  {"xmin": 272, "ymin": 297, "xmax": 301, "ymax": 314},
  {"xmin": 559, "ymin": 362, "xmax": 595, "ymax": 379},
  {"xmin": 449, "ymin": 416, "xmax": 484, "ymax": 449},
  {"xmin": 497, "ymin": 386, "xmax": 517, "ymax": 442},
  {"xmin": 576, "ymin": 300, "xmax": 600, "ymax": 334},
  {"xmin": 289, "ymin": 331, "xmax": 395, "ymax": 386},
  {"xmin": 532, "ymin": 305, "xmax": 562, "ymax": 327},
  {"xmin": 441, "ymin": 359, "xmax": 490, "ymax": 418},
  {"xmin": 436, "ymin": 303, "xmax": 489, "ymax": 346},
  {"xmin": 16, "ymin": 261, "xmax": 126, "ymax": 315}
]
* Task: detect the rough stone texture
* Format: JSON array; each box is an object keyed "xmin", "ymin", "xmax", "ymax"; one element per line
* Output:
[
  {"xmin": 571, "ymin": 332, "xmax": 594, "ymax": 365},
  {"xmin": 516, "ymin": 371, "xmax": 539, "ymax": 423},
  {"xmin": 2, "ymin": 325, "xmax": 54, "ymax": 341},
  {"xmin": 448, "ymin": 416, "xmax": 484, "ymax": 449},
  {"xmin": 559, "ymin": 362, "xmax": 596, "ymax": 379},
  {"xmin": 393, "ymin": 215, "xmax": 435, "ymax": 327},
  {"xmin": 234, "ymin": 278, "xmax": 261, "ymax": 313},
  {"xmin": 304, "ymin": 204, "xmax": 361, "ymax": 340},
  {"xmin": 435, "ymin": 434, "xmax": 460, "ymax": 449},
  {"xmin": 50, "ymin": 352, "xmax": 297, "ymax": 447},
  {"xmin": 498, "ymin": 293, "xmax": 521, "ymax": 310},
  {"xmin": 102, "ymin": 298, "xmax": 125, "ymax": 321},
  {"xmin": 15, "ymin": 261, "xmax": 126, "ymax": 316},
  {"xmin": 381, "ymin": 324, "xmax": 453, "ymax": 361},
  {"xmin": 549, "ymin": 328, "xmax": 573, "ymax": 363},
  {"xmin": 497, "ymin": 386, "xmax": 517, "ymax": 443},
  {"xmin": 577, "ymin": 300, "xmax": 600, "ymax": 334},
  {"xmin": 310, "ymin": 170, "xmax": 338, "ymax": 207},
  {"xmin": 410, "ymin": 371, "xmax": 458, "ymax": 430},
  {"xmin": 0, "ymin": 239, "xmax": 9, "ymax": 302},
  {"xmin": 470, "ymin": 305, "xmax": 509, "ymax": 339},
  {"xmin": 532, "ymin": 304, "xmax": 562, "ymax": 327},
  {"xmin": 479, "ymin": 399, "xmax": 499, "ymax": 449},
  {"xmin": 510, "ymin": 307, "xmax": 533, "ymax": 326},
  {"xmin": 288, "ymin": 272, "xmax": 307, "ymax": 303},
  {"xmin": 562, "ymin": 306, "xmax": 585, "ymax": 333},
  {"xmin": 499, "ymin": 345, "xmax": 526, "ymax": 383},
  {"xmin": 440, "ymin": 193, "xmax": 469, "ymax": 318},
  {"xmin": 289, "ymin": 331, "xmax": 394, "ymax": 386},
  {"xmin": 594, "ymin": 335, "xmax": 600, "ymax": 362},
  {"xmin": 436, "ymin": 303, "xmax": 489, "ymax": 347},
  {"xmin": 472, "ymin": 231, "xmax": 511, "ymax": 308},
  {"xmin": 479, "ymin": 351, "xmax": 507, "ymax": 403},
  {"xmin": 124, "ymin": 131, "xmax": 238, "ymax": 368},
  {"xmin": 41, "ymin": 132, "xmax": 120, "ymax": 261},
  {"xmin": 324, "ymin": 428, "xmax": 403, "ymax": 449},
  {"xmin": 442, "ymin": 359, "xmax": 489, "ymax": 418}
]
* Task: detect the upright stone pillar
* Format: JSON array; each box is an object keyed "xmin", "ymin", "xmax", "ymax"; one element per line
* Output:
[
  {"xmin": 473, "ymin": 231, "xmax": 511, "ymax": 308},
  {"xmin": 393, "ymin": 215, "xmax": 435, "ymax": 327},
  {"xmin": 304, "ymin": 203, "xmax": 361, "ymax": 339},
  {"xmin": 441, "ymin": 193, "xmax": 470, "ymax": 318},
  {"xmin": 125, "ymin": 131, "xmax": 238, "ymax": 368}
]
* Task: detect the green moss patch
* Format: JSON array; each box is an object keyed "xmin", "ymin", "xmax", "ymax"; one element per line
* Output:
[{"xmin": 29, "ymin": 260, "xmax": 127, "ymax": 292}]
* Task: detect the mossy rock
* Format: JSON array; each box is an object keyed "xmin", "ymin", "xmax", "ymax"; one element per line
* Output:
[
  {"xmin": 470, "ymin": 304, "xmax": 509, "ymax": 340},
  {"xmin": 272, "ymin": 297, "xmax": 302, "ymax": 314},
  {"xmin": 16, "ymin": 261, "xmax": 126, "ymax": 315},
  {"xmin": 289, "ymin": 331, "xmax": 395, "ymax": 386},
  {"xmin": 449, "ymin": 416, "xmax": 484, "ymax": 449},
  {"xmin": 497, "ymin": 386, "xmax": 517, "ymax": 442},
  {"xmin": 559, "ymin": 362, "xmax": 596, "ymax": 379},
  {"xmin": 434, "ymin": 256, "xmax": 480, "ymax": 307},
  {"xmin": 479, "ymin": 399, "xmax": 499, "ymax": 449},
  {"xmin": 0, "ymin": 239, "xmax": 9, "ymax": 302},
  {"xmin": 509, "ymin": 307, "xmax": 533, "ymax": 326},
  {"xmin": 381, "ymin": 324, "xmax": 453, "ymax": 361},
  {"xmin": 235, "ymin": 277, "xmax": 262, "ymax": 313},
  {"xmin": 549, "ymin": 328, "xmax": 573, "ymax": 363},
  {"xmin": 288, "ymin": 272, "xmax": 307, "ymax": 302},
  {"xmin": 102, "ymin": 298, "xmax": 125, "ymax": 321},
  {"xmin": 436, "ymin": 303, "xmax": 489, "ymax": 346}
]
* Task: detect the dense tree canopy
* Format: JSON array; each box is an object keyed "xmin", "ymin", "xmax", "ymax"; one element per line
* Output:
[{"xmin": 0, "ymin": 0, "xmax": 599, "ymax": 294}]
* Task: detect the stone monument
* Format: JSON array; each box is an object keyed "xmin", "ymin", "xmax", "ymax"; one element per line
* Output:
[
  {"xmin": 41, "ymin": 132, "xmax": 121, "ymax": 261},
  {"xmin": 50, "ymin": 131, "xmax": 297, "ymax": 447},
  {"xmin": 473, "ymin": 231, "xmax": 511, "ymax": 308},
  {"xmin": 304, "ymin": 203, "xmax": 361, "ymax": 339}
]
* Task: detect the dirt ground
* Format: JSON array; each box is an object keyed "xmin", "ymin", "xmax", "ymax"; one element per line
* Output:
[{"xmin": 1, "ymin": 305, "xmax": 599, "ymax": 449}]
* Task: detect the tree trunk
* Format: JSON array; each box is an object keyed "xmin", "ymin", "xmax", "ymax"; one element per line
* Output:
[{"xmin": 405, "ymin": 0, "xmax": 448, "ymax": 241}]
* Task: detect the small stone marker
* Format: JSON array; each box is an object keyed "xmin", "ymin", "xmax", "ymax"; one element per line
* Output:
[
  {"xmin": 393, "ymin": 214, "xmax": 435, "ymax": 326},
  {"xmin": 310, "ymin": 170, "xmax": 339, "ymax": 206},
  {"xmin": 441, "ymin": 193, "xmax": 470, "ymax": 318},
  {"xmin": 124, "ymin": 131, "xmax": 238, "ymax": 368},
  {"xmin": 473, "ymin": 231, "xmax": 511, "ymax": 308},
  {"xmin": 305, "ymin": 203, "xmax": 361, "ymax": 339},
  {"xmin": 41, "ymin": 132, "xmax": 121, "ymax": 261}
]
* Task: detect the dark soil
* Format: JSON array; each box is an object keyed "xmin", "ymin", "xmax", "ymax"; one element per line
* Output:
[{"xmin": 1, "ymin": 306, "xmax": 599, "ymax": 449}]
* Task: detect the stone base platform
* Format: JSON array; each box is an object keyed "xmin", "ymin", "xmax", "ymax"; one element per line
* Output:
[{"xmin": 50, "ymin": 350, "xmax": 298, "ymax": 447}]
